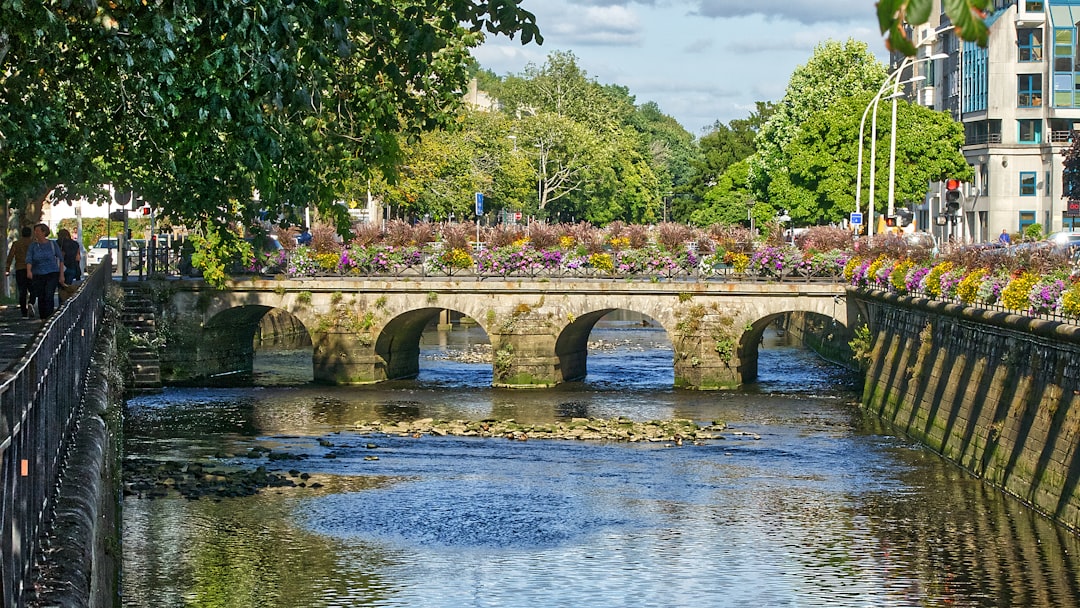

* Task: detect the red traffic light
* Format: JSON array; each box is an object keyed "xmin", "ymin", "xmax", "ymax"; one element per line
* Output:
[
  {"xmin": 945, "ymin": 178, "xmax": 961, "ymax": 191},
  {"xmin": 140, "ymin": 205, "xmax": 151, "ymax": 216},
  {"xmin": 885, "ymin": 216, "xmax": 897, "ymax": 227}
]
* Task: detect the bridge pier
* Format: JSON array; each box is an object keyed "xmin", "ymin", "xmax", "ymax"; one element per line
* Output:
[
  {"xmin": 493, "ymin": 333, "xmax": 562, "ymax": 388},
  {"xmin": 313, "ymin": 331, "xmax": 386, "ymax": 384}
]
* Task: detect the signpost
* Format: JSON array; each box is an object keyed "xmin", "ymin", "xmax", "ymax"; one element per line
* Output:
[
  {"xmin": 850, "ymin": 212, "xmax": 863, "ymax": 234},
  {"xmin": 474, "ymin": 193, "xmax": 484, "ymax": 276}
]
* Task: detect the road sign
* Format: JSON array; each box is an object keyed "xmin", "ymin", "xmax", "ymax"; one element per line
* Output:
[
  {"xmin": 475, "ymin": 192, "xmax": 484, "ymax": 215},
  {"xmin": 850, "ymin": 212, "xmax": 863, "ymax": 225}
]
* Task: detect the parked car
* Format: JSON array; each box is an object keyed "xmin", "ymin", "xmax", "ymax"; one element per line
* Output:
[
  {"xmin": 86, "ymin": 238, "xmax": 140, "ymax": 270},
  {"xmin": 1046, "ymin": 231, "xmax": 1080, "ymax": 256}
]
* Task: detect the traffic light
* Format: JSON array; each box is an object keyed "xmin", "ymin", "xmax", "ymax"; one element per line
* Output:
[
  {"xmin": 884, "ymin": 216, "xmax": 897, "ymax": 227},
  {"xmin": 944, "ymin": 178, "xmax": 962, "ymax": 212},
  {"xmin": 140, "ymin": 205, "xmax": 151, "ymax": 216}
]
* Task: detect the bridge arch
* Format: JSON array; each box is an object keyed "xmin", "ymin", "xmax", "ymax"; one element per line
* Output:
[
  {"xmin": 373, "ymin": 307, "xmax": 492, "ymax": 381},
  {"xmin": 737, "ymin": 310, "xmax": 851, "ymax": 384},
  {"xmin": 555, "ymin": 308, "xmax": 672, "ymax": 383},
  {"xmin": 198, "ymin": 305, "xmax": 313, "ymax": 381}
]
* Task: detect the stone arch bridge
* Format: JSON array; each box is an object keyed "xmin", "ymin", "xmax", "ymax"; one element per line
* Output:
[{"xmin": 155, "ymin": 278, "xmax": 853, "ymax": 389}]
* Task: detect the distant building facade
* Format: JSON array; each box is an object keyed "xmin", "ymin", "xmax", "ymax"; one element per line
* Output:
[{"xmin": 901, "ymin": 0, "xmax": 1080, "ymax": 242}]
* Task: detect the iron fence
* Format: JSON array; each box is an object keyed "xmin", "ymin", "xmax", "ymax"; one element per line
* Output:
[{"xmin": 0, "ymin": 255, "xmax": 109, "ymax": 608}]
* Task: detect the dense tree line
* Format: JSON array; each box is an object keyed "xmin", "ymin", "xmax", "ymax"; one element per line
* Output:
[
  {"xmin": 389, "ymin": 40, "xmax": 970, "ymax": 234},
  {"xmin": 1, "ymin": 2, "xmax": 990, "ymax": 283}
]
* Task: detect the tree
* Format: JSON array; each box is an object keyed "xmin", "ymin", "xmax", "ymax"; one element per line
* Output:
[
  {"xmin": 1, "ymin": 1, "xmax": 542, "ymax": 284},
  {"xmin": 750, "ymin": 39, "xmax": 888, "ymax": 204},
  {"xmin": 878, "ymin": 0, "xmax": 995, "ymax": 55},
  {"xmin": 677, "ymin": 102, "xmax": 773, "ymax": 222},
  {"xmin": 783, "ymin": 94, "xmax": 972, "ymax": 224},
  {"xmin": 688, "ymin": 159, "xmax": 756, "ymax": 227}
]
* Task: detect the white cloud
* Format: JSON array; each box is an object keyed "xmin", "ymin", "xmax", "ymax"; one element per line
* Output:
[
  {"xmin": 691, "ymin": 0, "xmax": 873, "ymax": 25},
  {"xmin": 545, "ymin": 5, "xmax": 645, "ymax": 46}
]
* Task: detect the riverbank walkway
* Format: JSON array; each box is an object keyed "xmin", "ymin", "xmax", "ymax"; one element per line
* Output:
[{"xmin": 0, "ymin": 305, "xmax": 43, "ymax": 373}]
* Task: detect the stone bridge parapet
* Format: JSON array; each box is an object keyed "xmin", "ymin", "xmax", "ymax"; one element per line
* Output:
[{"xmin": 153, "ymin": 278, "xmax": 851, "ymax": 389}]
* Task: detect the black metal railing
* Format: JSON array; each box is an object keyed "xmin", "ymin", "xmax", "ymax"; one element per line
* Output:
[{"xmin": 0, "ymin": 255, "xmax": 109, "ymax": 608}]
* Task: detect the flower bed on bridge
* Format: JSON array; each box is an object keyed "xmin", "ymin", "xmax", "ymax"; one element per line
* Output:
[
  {"xmin": 280, "ymin": 241, "xmax": 852, "ymax": 282},
  {"xmin": 260, "ymin": 220, "xmax": 1080, "ymax": 322}
]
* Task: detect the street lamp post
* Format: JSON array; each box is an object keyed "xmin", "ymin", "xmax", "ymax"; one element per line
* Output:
[
  {"xmin": 856, "ymin": 78, "xmax": 923, "ymax": 236},
  {"xmin": 857, "ymin": 52, "xmax": 947, "ymax": 237},
  {"xmin": 886, "ymin": 53, "xmax": 949, "ymax": 222}
]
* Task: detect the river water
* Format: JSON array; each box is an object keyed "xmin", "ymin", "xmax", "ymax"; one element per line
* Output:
[{"xmin": 121, "ymin": 317, "xmax": 1080, "ymax": 607}]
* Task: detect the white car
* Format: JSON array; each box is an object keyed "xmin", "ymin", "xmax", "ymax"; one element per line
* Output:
[{"xmin": 86, "ymin": 238, "xmax": 140, "ymax": 269}]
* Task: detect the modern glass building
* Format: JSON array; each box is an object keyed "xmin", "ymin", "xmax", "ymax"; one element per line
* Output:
[{"xmin": 903, "ymin": 0, "xmax": 1080, "ymax": 241}]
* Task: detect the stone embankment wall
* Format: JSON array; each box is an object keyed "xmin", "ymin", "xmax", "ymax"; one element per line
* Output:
[
  {"xmin": 28, "ymin": 319, "xmax": 124, "ymax": 608},
  {"xmin": 855, "ymin": 289, "xmax": 1080, "ymax": 532},
  {"xmin": 783, "ymin": 311, "xmax": 857, "ymax": 371}
]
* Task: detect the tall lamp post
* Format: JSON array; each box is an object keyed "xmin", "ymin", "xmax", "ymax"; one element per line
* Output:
[
  {"xmin": 888, "ymin": 52, "xmax": 950, "ymax": 221},
  {"xmin": 856, "ymin": 78, "xmax": 922, "ymax": 236},
  {"xmin": 857, "ymin": 52, "xmax": 948, "ymax": 237}
]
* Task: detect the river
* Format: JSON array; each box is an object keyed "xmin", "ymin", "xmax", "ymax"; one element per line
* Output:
[{"xmin": 121, "ymin": 315, "xmax": 1080, "ymax": 607}]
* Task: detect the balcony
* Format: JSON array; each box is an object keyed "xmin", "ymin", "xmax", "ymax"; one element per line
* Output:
[
  {"xmin": 965, "ymin": 133, "xmax": 1002, "ymax": 146},
  {"xmin": 1051, "ymin": 130, "xmax": 1075, "ymax": 143}
]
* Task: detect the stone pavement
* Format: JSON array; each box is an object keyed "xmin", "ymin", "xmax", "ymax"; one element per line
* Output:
[{"xmin": 0, "ymin": 304, "xmax": 43, "ymax": 372}]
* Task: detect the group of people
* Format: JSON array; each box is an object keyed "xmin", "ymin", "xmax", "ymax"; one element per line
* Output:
[{"xmin": 5, "ymin": 224, "xmax": 83, "ymax": 320}]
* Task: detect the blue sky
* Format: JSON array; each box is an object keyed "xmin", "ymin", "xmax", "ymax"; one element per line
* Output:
[{"xmin": 474, "ymin": 1, "xmax": 890, "ymax": 136}]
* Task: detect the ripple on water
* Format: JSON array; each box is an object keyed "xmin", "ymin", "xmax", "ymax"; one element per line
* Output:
[{"xmin": 300, "ymin": 478, "xmax": 634, "ymax": 550}]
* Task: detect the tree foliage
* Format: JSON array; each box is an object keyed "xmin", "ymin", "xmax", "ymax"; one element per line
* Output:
[
  {"xmin": 783, "ymin": 94, "xmax": 971, "ymax": 224},
  {"xmin": 879, "ymin": 0, "xmax": 995, "ymax": 55},
  {"xmin": 750, "ymin": 39, "xmax": 888, "ymax": 202},
  {"xmin": 1, "ymin": 0, "xmax": 542, "ymax": 282}
]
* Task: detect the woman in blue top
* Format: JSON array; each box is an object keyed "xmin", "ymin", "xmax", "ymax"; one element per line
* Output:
[{"xmin": 26, "ymin": 223, "xmax": 66, "ymax": 320}]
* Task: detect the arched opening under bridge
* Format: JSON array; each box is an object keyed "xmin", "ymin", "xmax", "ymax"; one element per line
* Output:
[
  {"xmin": 377, "ymin": 307, "xmax": 491, "ymax": 387},
  {"xmin": 556, "ymin": 308, "xmax": 673, "ymax": 389},
  {"xmin": 738, "ymin": 311, "xmax": 858, "ymax": 393},
  {"xmin": 201, "ymin": 305, "xmax": 314, "ymax": 385}
]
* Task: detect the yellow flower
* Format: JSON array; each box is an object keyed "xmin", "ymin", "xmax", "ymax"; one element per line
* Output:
[
  {"xmin": 589, "ymin": 252, "xmax": 614, "ymax": 271},
  {"xmin": 1062, "ymin": 283, "xmax": 1080, "ymax": 317},
  {"xmin": 1001, "ymin": 272, "xmax": 1038, "ymax": 311},
  {"xmin": 441, "ymin": 248, "xmax": 474, "ymax": 269},
  {"xmin": 891, "ymin": 260, "xmax": 914, "ymax": 292},
  {"xmin": 843, "ymin": 256, "xmax": 863, "ymax": 282},
  {"xmin": 315, "ymin": 252, "xmax": 340, "ymax": 271},
  {"xmin": 956, "ymin": 268, "xmax": 986, "ymax": 304},
  {"xmin": 924, "ymin": 261, "xmax": 954, "ymax": 298},
  {"xmin": 729, "ymin": 252, "xmax": 749, "ymax": 274},
  {"xmin": 559, "ymin": 235, "xmax": 575, "ymax": 250}
]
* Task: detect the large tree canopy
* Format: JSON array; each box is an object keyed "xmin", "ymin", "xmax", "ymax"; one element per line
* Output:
[
  {"xmin": 784, "ymin": 94, "xmax": 972, "ymax": 225},
  {"xmin": 0, "ymin": 0, "xmax": 541, "ymax": 282},
  {"xmin": 750, "ymin": 39, "xmax": 888, "ymax": 204}
]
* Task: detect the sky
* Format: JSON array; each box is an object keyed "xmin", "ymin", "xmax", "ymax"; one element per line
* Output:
[{"xmin": 474, "ymin": 0, "xmax": 891, "ymax": 137}]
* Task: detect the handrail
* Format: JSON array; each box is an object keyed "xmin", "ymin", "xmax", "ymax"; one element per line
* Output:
[{"xmin": 0, "ymin": 255, "xmax": 109, "ymax": 607}]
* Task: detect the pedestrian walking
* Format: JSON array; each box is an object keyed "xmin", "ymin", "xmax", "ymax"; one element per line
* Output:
[
  {"xmin": 57, "ymin": 228, "xmax": 82, "ymax": 284},
  {"xmin": 6, "ymin": 226, "xmax": 32, "ymax": 317},
  {"xmin": 26, "ymin": 223, "xmax": 65, "ymax": 320}
]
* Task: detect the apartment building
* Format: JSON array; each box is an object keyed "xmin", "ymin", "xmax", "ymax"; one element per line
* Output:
[{"xmin": 903, "ymin": 0, "xmax": 1080, "ymax": 242}]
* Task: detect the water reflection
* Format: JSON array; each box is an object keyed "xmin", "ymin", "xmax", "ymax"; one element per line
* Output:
[{"xmin": 122, "ymin": 317, "xmax": 1080, "ymax": 608}]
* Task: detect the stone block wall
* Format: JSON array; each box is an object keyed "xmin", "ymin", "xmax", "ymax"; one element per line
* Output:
[{"xmin": 857, "ymin": 290, "xmax": 1080, "ymax": 532}]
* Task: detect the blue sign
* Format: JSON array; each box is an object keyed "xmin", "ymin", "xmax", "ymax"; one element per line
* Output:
[
  {"xmin": 475, "ymin": 192, "xmax": 484, "ymax": 215},
  {"xmin": 850, "ymin": 212, "xmax": 863, "ymax": 225}
]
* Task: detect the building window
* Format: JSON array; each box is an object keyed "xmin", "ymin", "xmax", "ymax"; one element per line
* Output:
[
  {"xmin": 1026, "ymin": 0, "xmax": 1044, "ymax": 11},
  {"xmin": 1054, "ymin": 27, "xmax": 1075, "ymax": 106},
  {"xmin": 1019, "ymin": 211, "xmax": 1037, "ymax": 232},
  {"xmin": 1019, "ymin": 119, "xmax": 1043, "ymax": 143},
  {"xmin": 1019, "ymin": 28, "xmax": 1043, "ymax": 62},
  {"xmin": 1020, "ymin": 172, "xmax": 1038, "ymax": 196},
  {"xmin": 1019, "ymin": 74, "xmax": 1043, "ymax": 106}
]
